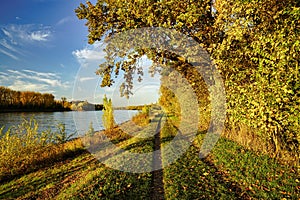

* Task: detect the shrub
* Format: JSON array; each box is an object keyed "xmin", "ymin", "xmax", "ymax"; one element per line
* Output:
[
  {"xmin": 132, "ymin": 105, "xmax": 151, "ymax": 127},
  {"xmin": 102, "ymin": 95, "xmax": 115, "ymax": 131}
]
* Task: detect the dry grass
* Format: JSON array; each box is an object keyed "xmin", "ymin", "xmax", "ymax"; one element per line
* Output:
[
  {"xmin": 222, "ymin": 123, "xmax": 299, "ymax": 166},
  {"xmin": 0, "ymin": 138, "xmax": 85, "ymax": 182},
  {"xmin": 197, "ymin": 106, "xmax": 299, "ymax": 165},
  {"xmin": 0, "ymin": 119, "xmax": 85, "ymax": 182},
  {"xmin": 131, "ymin": 113, "xmax": 150, "ymax": 127}
]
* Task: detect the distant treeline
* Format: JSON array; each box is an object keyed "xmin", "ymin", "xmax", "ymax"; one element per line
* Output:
[
  {"xmin": 0, "ymin": 86, "xmax": 106, "ymax": 112},
  {"xmin": 0, "ymin": 86, "xmax": 155, "ymax": 112},
  {"xmin": 0, "ymin": 86, "xmax": 70, "ymax": 112}
]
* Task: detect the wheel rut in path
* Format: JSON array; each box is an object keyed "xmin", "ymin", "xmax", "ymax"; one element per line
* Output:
[{"xmin": 151, "ymin": 115, "xmax": 165, "ymax": 200}]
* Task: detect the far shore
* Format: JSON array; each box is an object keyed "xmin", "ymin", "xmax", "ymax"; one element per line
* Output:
[
  {"xmin": 0, "ymin": 106, "xmax": 145, "ymax": 113},
  {"xmin": 0, "ymin": 108, "xmax": 72, "ymax": 113}
]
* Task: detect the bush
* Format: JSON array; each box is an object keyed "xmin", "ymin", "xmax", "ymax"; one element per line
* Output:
[
  {"xmin": 132, "ymin": 105, "xmax": 151, "ymax": 127},
  {"xmin": 102, "ymin": 95, "xmax": 115, "ymax": 131}
]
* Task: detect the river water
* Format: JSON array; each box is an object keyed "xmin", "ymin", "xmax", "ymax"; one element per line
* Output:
[{"xmin": 0, "ymin": 110, "xmax": 138, "ymax": 137}]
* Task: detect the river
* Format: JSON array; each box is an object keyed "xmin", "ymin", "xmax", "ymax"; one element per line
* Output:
[{"xmin": 0, "ymin": 110, "xmax": 138, "ymax": 137}]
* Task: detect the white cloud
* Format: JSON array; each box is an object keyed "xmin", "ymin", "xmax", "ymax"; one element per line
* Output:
[
  {"xmin": 0, "ymin": 75, "xmax": 9, "ymax": 83},
  {"xmin": 8, "ymin": 80, "xmax": 49, "ymax": 91},
  {"xmin": 1, "ymin": 24, "xmax": 52, "ymax": 44},
  {"xmin": 56, "ymin": 17, "xmax": 72, "ymax": 26},
  {"xmin": 7, "ymin": 69, "xmax": 23, "ymax": 75},
  {"xmin": 33, "ymin": 76, "xmax": 62, "ymax": 87},
  {"xmin": 0, "ymin": 72, "xmax": 8, "ymax": 76},
  {"xmin": 3, "ymin": 69, "xmax": 70, "ymax": 94},
  {"xmin": 72, "ymin": 49, "xmax": 104, "ymax": 61},
  {"xmin": 72, "ymin": 42, "xmax": 106, "ymax": 64},
  {"xmin": 22, "ymin": 69, "xmax": 59, "ymax": 79},
  {"xmin": 8, "ymin": 69, "xmax": 64, "ymax": 87},
  {"xmin": 2, "ymin": 28, "xmax": 12, "ymax": 39},
  {"xmin": 0, "ymin": 39, "xmax": 19, "ymax": 53},
  {"xmin": 30, "ymin": 31, "xmax": 50, "ymax": 41},
  {"xmin": 0, "ymin": 24, "xmax": 52, "ymax": 59},
  {"xmin": 79, "ymin": 76, "xmax": 98, "ymax": 82},
  {"xmin": 0, "ymin": 48, "xmax": 19, "ymax": 60}
]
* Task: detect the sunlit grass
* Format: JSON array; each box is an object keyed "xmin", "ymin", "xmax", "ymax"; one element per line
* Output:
[
  {"xmin": 210, "ymin": 138, "xmax": 299, "ymax": 199},
  {"xmin": 132, "ymin": 112, "xmax": 150, "ymax": 127},
  {"xmin": 161, "ymin": 120, "xmax": 238, "ymax": 199},
  {"xmin": 161, "ymin": 117, "xmax": 299, "ymax": 199},
  {"xmin": 0, "ymin": 118, "xmax": 154, "ymax": 199},
  {"xmin": 0, "ymin": 118, "xmax": 84, "ymax": 182},
  {"xmin": 0, "ymin": 115, "xmax": 299, "ymax": 199},
  {"xmin": 131, "ymin": 105, "xmax": 152, "ymax": 127}
]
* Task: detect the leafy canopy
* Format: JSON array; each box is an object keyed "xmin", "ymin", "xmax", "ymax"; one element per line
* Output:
[{"xmin": 76, "ymin": 0, "xmax": 300, "ymax": 155}]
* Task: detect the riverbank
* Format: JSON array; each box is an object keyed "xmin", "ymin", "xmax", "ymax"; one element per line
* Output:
[
  {"xmin": 0, "ymin": 117, "xmax": 299, "ymax": 199},
  {"xmin": 0, "ymin": 108, "xmax": 72, "ymax": 113}
]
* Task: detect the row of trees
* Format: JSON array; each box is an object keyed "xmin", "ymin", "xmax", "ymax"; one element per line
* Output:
[
  {"xmin": 0, "ymin": 86, "xmax": 106, "ymax": 112},
  {"xmin": 0, "ymin": 86, "xmax": 69, "ymax": 111},
  {"xmin": 76, "ymin": 0, "xmax": 299, "ymax": 157}
]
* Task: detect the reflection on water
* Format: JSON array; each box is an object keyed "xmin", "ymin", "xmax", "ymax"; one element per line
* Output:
[{"xmin": 0, "ymin": 110, "xmax": 137, "ymax": 137}]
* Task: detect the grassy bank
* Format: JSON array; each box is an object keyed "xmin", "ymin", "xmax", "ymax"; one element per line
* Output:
[
  {"xmin": 0, "ymin": 118, "xmax": 84, "ymax": 182},
  {"xmin": 0, "ymin": 117, "xmax": 299, "ymax": 199},
  {"xmin": 161, "ymin": 120, "xmax": 299, "ymax": 199},
  {"xmin": 0, "ymin": 119, "xmax": 154, "ymax": 199}
]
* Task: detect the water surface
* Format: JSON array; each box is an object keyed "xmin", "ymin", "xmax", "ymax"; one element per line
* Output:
[{"xmin": 0, "ymin": 110, "xmax": 138, "ymax": 137}]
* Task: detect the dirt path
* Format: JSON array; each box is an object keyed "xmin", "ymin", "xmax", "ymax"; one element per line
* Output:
[{"xmin": 151, "ymin": 115, "xmax": 165, "ymax": 200}]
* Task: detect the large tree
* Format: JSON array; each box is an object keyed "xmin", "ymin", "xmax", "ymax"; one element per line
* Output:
[
  {"xmin": 75, "ymin": 0, "xmax": 216, "ymax": 98},
  {"xmin": 212, "ymin": 0, "xmax": 300, "ymax": 154},
  {"xmin": 75, "ymin": 0, "xmax": 300, "ymax": 156}
]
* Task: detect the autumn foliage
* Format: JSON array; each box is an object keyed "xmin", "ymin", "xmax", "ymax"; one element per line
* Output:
[
  {"xmin": 76, "ymin": 0, "xmax": 299, "ymax": 160},
  {"xmin": 0, "ymin": 86, "xmax": 70, "ymax": 111}
]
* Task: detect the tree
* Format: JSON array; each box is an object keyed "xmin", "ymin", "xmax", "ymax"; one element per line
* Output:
[
  {"xmin": 75, "ymin": 0, "xmax": 216, "ymax": 98},
  {"xmin": 102, "ymin": 95, "xmax": 114, "ymax": 131},
  {"xmin": 75, "ymin": 0, "xmax": 300, "ymax": 156},
  {"xmin": 61, "ymin": 97, "xmax": 67, "ymax": 108},
  {"xmin": 212, "ymin": 0, "xmax": 300, "ymax": 154},
  {"xmin": 0, "ymin": 86, "xmax": 69, "ymax": 111},
  {"xmin": 70, "ymin": 103, "xmax": 77, "ymax": 111}
]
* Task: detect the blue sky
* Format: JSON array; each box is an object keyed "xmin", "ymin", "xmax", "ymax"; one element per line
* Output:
[{"xmin": 0, "ymin": 0, "xmax": 160, "ymax": 106}]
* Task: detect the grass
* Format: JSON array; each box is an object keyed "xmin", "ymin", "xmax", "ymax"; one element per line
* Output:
[
  {"xmin": 0, "ymin": 116, "xmax": 299, "ymax": 199},
  {"xmin": 0, "ymin": 118, "xmax": 83, "ymax": 182},
  {"xmin": 0, "ymin": 152, "xmax": 152, "ymax": 199},
  {"xmin": 161, "ymin": 120, "xmax": 243, "ymax": 199},
  {"xmin": 131, "ymin": 106, "xmax": 151, "ymax": 127},
  {"xmin": 210, "ymin": 137, "xmax": 299, "ymax": 199},
  {"xmin": 132, "ymin": 112, "xmax": 150, "ymax": 127},
  {"xmin": 161, "ymin": 119, "xmax": 299, "ymax": 199},
  {"xmin": 222, "ymin": 123, "xmax": 299, "ymax": 166},
  {"xmin": 0, "ymin": 120, "xmax": 154, "ymax": 199}
]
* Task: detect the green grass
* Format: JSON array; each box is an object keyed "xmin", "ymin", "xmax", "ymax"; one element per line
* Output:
[
  {"xmin": 0, "ymin": 120, "xmax": 154, "ymax": 199},
  {"xmin": 0, "ymin": 152, "xmax": 152, "ymax": 199},
  {"xmin": 0, "ymin": 117, "xmax": 299, "ymax": 199},
  {"xmin": 210, "ymin": 137, "xmax": 299, "ymax": 199},
  {"xmin": 161, "ymin": 120, "xmax": 242, "ymax": 199},
  {"xmin": 161, "ymin": 120, "xmax": 299, "ymax": 199}
]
